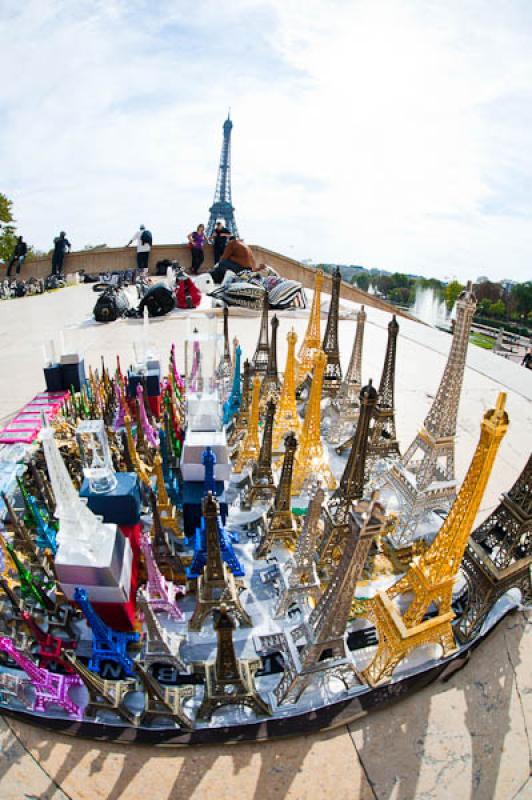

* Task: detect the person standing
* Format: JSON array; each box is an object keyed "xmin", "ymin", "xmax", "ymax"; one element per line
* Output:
[
  {"xmin": 210, "ymin": 219, "xmax": 231, "ymax": 264},
  {"xmin": 7, "ymin": 236, "xmax": 28, "ymax": 276},
  {"xmin": 51, "ymin": 231, "xmax": 71, "ymax": 276},
  {"xmin": 522, "ymin": 347, "xmax": 532, "ymax": 370},
  {"xmin": 187, "ymin": 224, "xmax": 207, "ymax": 275},
  {"xmin": 209, "ymin": 237, "xmax": 259, "ymax": 283},
  {"xmin": 126, "ymin": 224, "xmax": 152, "ymax": 273}
]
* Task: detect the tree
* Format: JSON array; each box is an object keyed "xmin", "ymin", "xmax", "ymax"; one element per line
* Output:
[
  {"xmin": 0, "ymin": 192, "xmax": 17, "ymax": 263},
  {"xmin": 509, "ymin": 282, "xmax": 532, "ymax": 316},
  {"xmin": 355, "ymin": 273, "xmax": 369, "ymax": 292},
  {"xmin": 488, "ymin": 299, "xmax": 506, "ymax": 318},
  {"xmin": 473, "ymin": 280, "xmax": 502, "ymax": 303},
  {"xmin": 445, "ymin": 280, "xmax": 464, "ymax": 311}
]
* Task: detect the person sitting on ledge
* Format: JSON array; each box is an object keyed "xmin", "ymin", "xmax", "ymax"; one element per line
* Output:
[{"xmin": 210, "ymin": 236, "xmax": 261, "ymax": 283}]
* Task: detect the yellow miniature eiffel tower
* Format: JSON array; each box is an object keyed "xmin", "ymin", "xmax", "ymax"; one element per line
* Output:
[
  {"xmin": 272, "ymin": 329, "xmax": 302, "ymax": 452},
  {"xmin": 152, "ymin": 454, "xmax": 180, "ymax": 536},
  {"xmin": 359, "ymin": 392, "xmax": 509, "ymax": 687},
  {"xmin": 296, "ymin": 269, "xmax": 323, "ymax": 387},
  {"xmin": 292, "ymin": 351, "xmax": 337, "ymax": 494},
  {"xmin": 123, "ymin": 413, "xmax": 151, "ymax": 487},
  {"xmin": 233, "ymin": 375, "xmax": 261, "ymax": 473}
]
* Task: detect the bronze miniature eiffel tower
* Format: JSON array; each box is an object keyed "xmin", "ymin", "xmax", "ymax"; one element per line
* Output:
[
  {"xmin": 245, "ymin": 399, "xmax": 277, "ymax": 507},
  {"xmin": 321, "ymin": 266, "xmax": 343, "ymax": 397},
  {"xmin": 251, "ymin": 293, "xmax": 270, "ymax": 375},
  {"xmin": 260, "ymin": 314, "xmax": 281, "ymax": 409},
  {"xmin": 328, "ymin": 305, "xmax": 366, "ymax": 445},
  {"xmin": 274, "ymin": 486, "xmax": 324, "ymax": 618},
  {"xmin": 188, "ymin": 494, "xmax": 252, "ymax": 631},
  {"xmin": 456, "ymin": 453, "xmax": 531, "ymax": 642},
  {"xmin": 319, "ymin": 381, "xmax": 378, "ymax": 572},
  {"xmin": 195, "ymin": 605, "xmax": 271, "ymax": 721},
  {"xmin": 63, "ymin": 651, "xmax": 139, "ymax": 725},
  {"xmin": 137, "ymin": 593, "xmax": 187, "ymax": 673},
  {"xmin": 258, "ymin": 495, "xmax": 386, "ymax": 705},
  {"xmin": 255, "ymin": 433, "xmax": 299, "ymax": 558},
  {"xmin": 228, "ymin": 359, "xmax": 252, "ymax": 447},
  {"xmin": 149, "ymin": 491, "xmax": 186, "ymax": 583},
  {"xmin": 133, "ymin": 661, "xmax": 195, "ymax": 729}
]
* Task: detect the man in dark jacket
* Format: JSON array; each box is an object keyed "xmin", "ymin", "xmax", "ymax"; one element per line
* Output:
[
  {"xmin": 7, "ymin": 236, "xmax": 28, "ymax": 276},
  {"xmin": 51, "ymin": 232, "xmax": 71, "ymax": 276}
]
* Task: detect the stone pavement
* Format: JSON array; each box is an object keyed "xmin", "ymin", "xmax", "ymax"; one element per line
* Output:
[{"xmin": 0, "ymin": 285, "xmax": 530, "ymax": 799}]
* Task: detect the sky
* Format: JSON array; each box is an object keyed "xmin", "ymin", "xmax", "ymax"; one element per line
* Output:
[{"xmin": 1, "ymin": 0, "xmax": 532, "ymax": 283}]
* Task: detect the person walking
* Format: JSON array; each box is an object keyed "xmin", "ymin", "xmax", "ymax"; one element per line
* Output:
[
  {"xmin": 209, "ymin": 237, "xmax": 259, "ymax": 283},
  {"xmin": 7, "ymin": 236, "xmax": 28, "ymax": 276},
  {"xmin": 210, "ymin": 219, "xmax": 231, "ymax": 264},
  {"xmin": 187, "ymin": 224, "xmax": 207, "ymax": 275},
  {"xmin": 126, "ymin": 224, "xmax": 152, "ymax": 274},
  {"xmin": 51, "ymin": 231, "xmax": 71, "ymax": 276}
]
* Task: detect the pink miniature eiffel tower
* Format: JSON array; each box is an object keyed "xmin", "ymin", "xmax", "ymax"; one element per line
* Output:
[
  {"xmin": 170, "ymin": 344, "xmax": 185, "ymax": 394},
  {"xmin": 137, "ymin": 385, "xmax": 159, "ymax": 447},
  {"xmin": 0, "ymin": 636, "xmax": 84, "ymax": 719},
  {"xmin": 139, "ymin": 531, "xmax": 185, "ymax": 621},
  {"xmin": 113, "ymin": 380, "xmax": 127, "ymax": 431},
  {"xmin": 189, "ymin": 340, "xmax": 202, "ymax": 393}
]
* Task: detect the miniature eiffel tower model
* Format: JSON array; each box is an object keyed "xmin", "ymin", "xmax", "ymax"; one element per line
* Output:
[
  {"xmin": 149, "ymin": 490, "xmax": 186, "ymax": 583},
  {"xmin": 321, "ymin": 266, "xmax": 343, "ymax": 397},
  {"xmin": 233, "ymin": 375, "xmax": 261, "ymax": 473},
  {"xmin": 272, "ymin": 329, "xmax": 302, "ymax": 452},
  {"xmin": 327, "ymin": 305, "xmax": 366, "ymax": 445},
  {"xmin": 386, "ymin": 282, "xmax": 477, "ymax": 544},
  {"xmin": 188, "ymin": 494, "xmax": 252, "ymax": 631},
  {"xmin": 296, "ymin": 269, "xmax": 323, "ymax": 389},
  {"xmin": 124, "ymin": 413, "xmax": 151, "ymax": 487},
  {"xmin": 251, "ymin": 293, "xmax": 270, "ymax": 374},
  {"xmin": 255, "ymin": 433, "xmax": 299, "ymax": 557},
  {"xmin": 292, "ymin": 351, "xmax": 337, "ymax": 494},
  {"xmin": 274, "ymin": 486, "xmax": 324, "ymax": 618},
  {"xmin": 137, "ymin": 592, "xmax": 187, "ymax": 672},
  {"xmin": 359, "ymin": 393, "xmax": 508, "ymax": 687},
  {"xmin": 195, "ymin": 605, "xmax": 271, "ymax": 720},
  {"xmin": 63, "ymin": 651, "xmax": 139, "ymax": 725},
  {"xmin": 153, "ymin": 453, "xmax": 180, "ymax": 536},
  {"xmin": 319, "ymin": 382, "xmax": 378, "ymax": 573},
  {"xmin": 259, "ymin": 314, "xmax": 281, "ymax": 409},
  {"xmin": 258, "ymin": 494, "xmax": 386, "ymax": 705},
  {"xmin": 366, "ymin": 315, "xmax": 400, "ymax": 463},
  {"xmin": 246, "ymin": 399, "xmax": 277, "ymax": 505},
  {"xmin": 218, "ymin": 305, "xmax": 233, "ymax": 397},
  {"xmin": 227, "ymin": 359, "xmax": 252, "ymax": 446},
  {"xmin": 139, "ymin": 530, "xmax": 185, "ymax": 621},
  {"xmin": 133, "ymin": 660, "xmax": 195, "ymax": 728},
  {"xmin": 456, "ymin": 452, "xmax": 531, "ymax": 643}
]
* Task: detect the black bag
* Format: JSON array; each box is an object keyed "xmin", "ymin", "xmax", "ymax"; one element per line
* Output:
[
  {"xmin": 140, "ymin": 229, "xmax": 152, "ymax": 246},
  {"xmin": 138, "ymin": 283, "xmax": 175, "ymax": 317},
  {"xmin": 93, "ymin": 286, "xmax": 131, "ymax": 323},
  {"xmin": 155, "ymin": 258, "xmax": 173, "ymax": 276}
]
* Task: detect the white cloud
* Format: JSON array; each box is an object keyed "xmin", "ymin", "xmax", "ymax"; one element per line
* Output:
[{"xmin": 1, "ymin": 0, "xmax": 531, "ymax": 282}]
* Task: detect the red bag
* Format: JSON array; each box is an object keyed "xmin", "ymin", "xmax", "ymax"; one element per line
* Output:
[{"xmin": 175, "ymin": 276, "xmax": 201, "ymax": 309}]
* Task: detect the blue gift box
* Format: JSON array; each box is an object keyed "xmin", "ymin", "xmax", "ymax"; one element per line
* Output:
[
  {"xmin": 80, "ymin": 472, "xmax": 142, "ymax": 526},
  {"xmin": 127, "ymin": 369, "xmax": 161, "ymax": 398}
]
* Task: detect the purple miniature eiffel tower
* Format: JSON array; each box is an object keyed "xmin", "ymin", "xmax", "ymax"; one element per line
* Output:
[
  {"xmin": 189, "ymin": 340, "xmax": 202, "ymax": 393},
  {"xmin": 0, "ymin": 636, "xmax": 84, "ymax": 719},
  {"xmin": 137, "ymin": 385, "xmax": 159, "ymax": 448},
  {"xmin": 170, "ymin": 343, "xmax": 185, "ymax": 394},
  {"xmin": 113, "ymin": 380, "xmax": 126, "ymax": 431},
  {"xmin": 139, "ymin": 531, "xmax": 185, "ymax": 621}
]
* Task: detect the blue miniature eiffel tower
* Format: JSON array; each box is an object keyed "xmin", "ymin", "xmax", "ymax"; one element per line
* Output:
[
  {"xmin": 74, "ymin": 588, "xmax": 139, "ymax": 677},
  {"xmin": 223, "ymin": 345, "xmax": 242, "ymax": 425},
  {"xmin": 27, "ymin": 495, "xmax": 57, "ymax": 556},
  {"xmin": 158, "ymin": 428, "xmax": 181, "ymax": 506}
]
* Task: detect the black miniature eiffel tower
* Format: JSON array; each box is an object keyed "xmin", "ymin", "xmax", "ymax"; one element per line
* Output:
[
  {"xmin": 133, "ymin": 661, "xmax": 195, "ymax": 729},
  {"xmin": 246, "ymin": 399, "xmax": 277, "ymax": 506},
  {"xmin": 195, "ymin": 605, "xmax": 271, "ymax": 721},
  {"xmin": 251, "ymin": 293, "xmax": 270, "ymax": 375},
  {"xmin": 319, "ymin": 381, "xmax": 378, "ymax": 572},
  {"xmin": 260, "ymin": 315, "xmax": 281, "ymax": 408},
  {"xmin": 322, "ymin": 266, "xmax": 343, "ymax": 397},
  {"xmin": 188, "ymin": 494, "xmax": 252, "ymax": 631},
  {"xmin": 456, "ymin": 453, "xmax": 532, "ymax": 642},
  {"xmin": 255, "ymin": 433, "xmax": 299, "ymax": 558}
]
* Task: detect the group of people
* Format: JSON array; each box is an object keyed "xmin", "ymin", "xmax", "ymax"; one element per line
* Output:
[{"xmin": 5, "ymin": 231, "xmax": 71, "ymax": 277}]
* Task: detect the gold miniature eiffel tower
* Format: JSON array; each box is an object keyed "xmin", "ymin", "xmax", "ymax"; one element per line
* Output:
[
  {"xmin": 359, "ymin": 393, "xmax": 509, "ymax": 687},
  {"xmin": 233, "ymin": 376, "xmax": 261, "ymax": 473},
  {"xmin": 63, "ymin": 651, "xmax": 139, "ymax": 725},
  {"xmin": 296, "ymin": 269, "xmax": 323, "ymax": 388},
  {"xmin": 124, "ymin": 413, "xmax": 151, "ymax": 487},
  {"xmin": 137, "ymin": 592, "xmax": 187, "ymax": 672},
  {"xmin": 227, "ymin": 359, "xmax": 252, "ymax": 447},
  {"xmin": 272, "ymin": 329, "xmax": 302, "ymax": 452},
  {"xmin": 188, "ymin": 494, "xmax": 252, "ymax": 631},
  {"xmin": 153, "ymin": 453, "xmax": 180, "ymax": 536},
  {"xmin": 194, "ymin": 605, "xmax": 271, "ymax": 721},
  {"xmin": 133, "ymin": 661, "xmax": 195, "ymax": 729},
  {"xmin": 292, "ymin": 351, "xmax": 336, "ymax": 494},
  {"xmin": 255, "ymin": 433, "xmax": 299, "ymax": 557}
]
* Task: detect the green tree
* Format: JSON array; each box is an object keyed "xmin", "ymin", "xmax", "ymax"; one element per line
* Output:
[
  {"xmin": 355, "ymin": 272, "xmax": 370, "ymax": 292},
  {"xmin": 488, "ymin": 299, "xmax": 506, "ymax": 318},
  {"xmin": 509, "ymin": 282, "xmax": 532, "ymax": 316},
  {"xmin": 445, "ymin": 280, "xmax": 464, "ymax": 311},
  {"xmin": 0, "ymin": 192, "xmax": 17, "ymax": 263}
]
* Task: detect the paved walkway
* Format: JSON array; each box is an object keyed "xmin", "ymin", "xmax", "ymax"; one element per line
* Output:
[{"xmin": 0, "ymin": 285, "xmax": 530, "ymax": 799}]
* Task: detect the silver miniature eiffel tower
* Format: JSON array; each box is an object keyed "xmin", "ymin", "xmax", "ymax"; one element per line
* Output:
[
  {"xmin": 327, "ymin": 305, "xmax": 366, "ymax": 445},
  {"xmin": 251, "ymin": 293, "xmax": 270, "ymax": 375}
]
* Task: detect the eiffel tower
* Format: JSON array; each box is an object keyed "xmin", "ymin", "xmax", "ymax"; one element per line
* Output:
[
  {"xmin": 322, "ymin": 266, "xmax": 343, "ymax": 397},
  {"xmin": 386, "ymin": 282, "xmax": 477, "ymax": 543},
  {"xmin": 296, "ymin": 269, "xmax": 323, "ymax": 389},
  {"xmin": 206, "ymin": 113, "xmax": 239, "ymax": 237},
  {"xmin": 272, "ymin": 328, "xmax": 302, "ymax": 451},
  {"xmin": 255, "ymin": 433, "xmax": 299, "ymax": 558},
  {"xmin": 456, "ymin": 452, "xmax": 531, "ymax": 642},
  {"xmin": 252, "ymin": 293, "xmax": 270, "ymax": 375},
  {"xmin": 246, "ymin": 399, "xmax": 277, "ymax": 506},
  {"xmin": 327, "ymin": 305, "xmax": 366, "ymax": 445},
  {"xmin": 260, "ymin": 314, "xmax": 281, "ymax": 408},
  {"xmin": 359, "ymin": 393, "xmax": 508, "ymax": 686}
]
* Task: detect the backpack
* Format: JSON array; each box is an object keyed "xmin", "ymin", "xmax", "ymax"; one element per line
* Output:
[
  {"xmin": 175, "ymin": 275, "xmax": 201, "ymax": 309},
  {"xmin": 93, "ymin": 286, "xmax": 131, "ymax": 323},
  {"xmin": 138, "ymin": 283, "xmax": 175, "ymax": 317},
  {"xmin": 140, "ymin": 229, "xmax": 152, "ymax": 246}
]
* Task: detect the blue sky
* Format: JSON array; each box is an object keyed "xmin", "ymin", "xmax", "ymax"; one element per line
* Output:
[{"xmin": 1, "ymin": 0, "xmax": 531, "ymax": 282}]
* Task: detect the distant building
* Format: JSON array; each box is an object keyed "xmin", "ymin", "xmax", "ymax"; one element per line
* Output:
[{"xmin": 476, "ymin": 275, "xmax": 490, "ymax": 284}]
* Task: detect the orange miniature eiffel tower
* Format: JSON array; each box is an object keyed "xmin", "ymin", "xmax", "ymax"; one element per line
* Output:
[
  {"xmin": 292, "ymin": 351, "xmax": 337, "ymax": 495},
  {"xmin": 296, "ymin": 269, "xmax": 323, "ymax": 388},
  {"xmin": 359, "ymin": 393, "xmax": 509, "ymax": 686},
  {"xmin": 272, "ymin": 329, "xmax": 302, "ymax": 452},
  {"xmin": 233, "ymin": 376, "xmax": 261, "ymax": 473}
]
